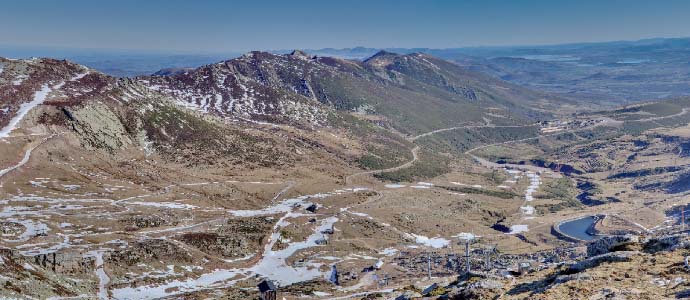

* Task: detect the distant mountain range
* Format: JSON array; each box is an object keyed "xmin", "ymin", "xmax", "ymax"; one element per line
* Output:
[
  {"xmin": 3, "ymin": 37, "xmax": 690, "ymax": 104},
  {"xmin": 0, "ymin": 50, "xmax": 557, "ymax": 179},
  {"xmin": 140, "ymin": 50, "xmax": 560, "ymax": 134}
]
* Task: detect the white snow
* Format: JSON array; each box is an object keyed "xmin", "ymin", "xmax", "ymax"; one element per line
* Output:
[
  {"xmin": 228, "ymin": 188, "xmax": 364, "ymax": 217},
  {"xmin": 127, "ymin": 201, "xmax": 198, "ymax": 209},
  {"xmin": 0, "ymin": 140, "xmax": 40, "ymax": 178},
  {"xmin": 454, "ymin": 232, "xmax": 476, "ymax": 240},
  {"xmin": 508, "ymin": 225, "xmax": 529, "ymax": 234},
  {"xmin": 112, "ymin": 187, "xmax": 365, "ymax": 299},
  {"xmin": 378, "ymin": 247, "xmax": 398, "ymax": 256},
  {"xmin": 12, "ymin": 74, "xmax": 28, "ymax": 86},
  {"xmin": 228, "ymin": 195, "xmax": 312, "ymax": 217},
  {"xmin": 0, "ymin": 72, "xmax": 88, "ymax": 139},
  {"xmin": 524, "ymin": 172, "xmax": 541, "ymax": 202},
  {"xmin": 87, "ymin": 250, "xmax": 111, "ymax": 300},
  {"xmin": 384, "ymin": 184, "xmax": 406, "ymax": 189},
  {"xmin": 1, "ymin": 218, "xmax": 49, "ymax": 242},
  {"xmin": 348, "ymin": 211, "xmax": 371, "ymax": 218},
  {"xmin": 113, "ymin": 216, "xmax": 338, "ymax": 299},
  {"xmin": 520, "ymin": 206, "xmax": 535, "ymax": 215},
  {"xmin": 410, "ymin": 185, "xmax": 430, "ymax": 189},
  {"xmin": 407, "ymin": 233, "xmax": 449, "ymax": 248},
  {"xmin": 249, "ymin": 216, "xmax": 337, "ymax": 284}
]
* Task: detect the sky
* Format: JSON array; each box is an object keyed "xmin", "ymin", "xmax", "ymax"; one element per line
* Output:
[{"xmin": 1, "ymin": 0, "xmax": 690, "ymax": 53}]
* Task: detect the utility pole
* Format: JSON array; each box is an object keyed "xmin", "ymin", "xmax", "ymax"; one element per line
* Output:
[
  {"xmin": 457, "ymin": 233, "xmax": 476, "ymax": 275},
  {"xmin": 464, "ymin": 239, "xmax": 471, "ymax": 274},
  {"xmin": 427, "ymin": 252, "xmax": 432, "ymax": 279},
  {"xmin": 484, "ymin": 246, "xmax": 492, "ymax": 270}
]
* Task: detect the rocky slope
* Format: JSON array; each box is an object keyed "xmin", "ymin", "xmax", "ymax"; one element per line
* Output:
[{"xmin": 140, "ymin": 50, "xmax": 560, "ymax": 135}]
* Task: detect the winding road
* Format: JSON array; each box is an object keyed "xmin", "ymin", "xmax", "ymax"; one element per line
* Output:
[{"xmin": 345, "ymin": 123, "xmax": 537, "ymax": 184}]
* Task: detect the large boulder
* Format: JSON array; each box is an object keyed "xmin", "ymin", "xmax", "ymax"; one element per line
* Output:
[
  {"xmin": 643, "ymin": 234, "xmax": 690, "ymax": 253},
  {"xmin": 448, "ymin": 279, "xmax": 503, "ymax": 299},
  {"xmin": 567, "ymin": 251, "xmax": 639, "ymax": 274},
  {"xmin": 553, "ymin": 273, "xmax": 593, "ymax": 285},
  {"xmin": 587, "ymin": 235, "xmax": 639, "ymax": 257}
]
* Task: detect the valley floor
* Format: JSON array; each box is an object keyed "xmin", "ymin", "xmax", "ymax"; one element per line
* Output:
[{"xmin": 3, "ymin": 111, "xmax": 690, "ymax": 300}]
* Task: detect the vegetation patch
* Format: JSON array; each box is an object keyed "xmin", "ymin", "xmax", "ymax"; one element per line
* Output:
[{"xmin": 375, "ymin": 150, "xmax": 450, "ymax": 182}]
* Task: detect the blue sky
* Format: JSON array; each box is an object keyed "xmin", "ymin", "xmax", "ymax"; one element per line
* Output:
[{"xmin": 1, "ymin": 0, "xmax": 690, "ymax": 53}]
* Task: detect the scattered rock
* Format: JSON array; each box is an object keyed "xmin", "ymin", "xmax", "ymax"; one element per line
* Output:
[
  {"xmin": 567, "ymin": 251, "xmax": 639, "ymax": 273},
  {"xmin": 393, "ymin": 290, "xmax": 423, "ymax": 300},
  {"xmin": 109, "ymin": 238, "xmax": 193, "ymax": 266},
  {"xmin": 553, "ymin": 273, "xmax": 593, "ymax": 285},
  {"xmin": 587, "ymin": 235, "xmax": 639, "ymax": 257},
  {"xmin": 305, "ymin": 203, "xmax": 318, "ymax": 213},
  {"xmin": 644, "ymin": 234, "xmax": 689, "ymax": 253}
]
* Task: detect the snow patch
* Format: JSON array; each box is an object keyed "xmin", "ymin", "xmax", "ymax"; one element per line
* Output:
[
  {"xmin": 0, "ymin": 72, "xmax": 88, "ymax": 139},
  {"xmin": 508, "ymin": 225, "xmax": 529, "ymax": 234},
  {"xmin": 384, "ymin": 184, "xmax": 406, "ymax": 189},
  {"xmin": 407, "ymin": 233, "xmax": 449, "ymax": 248}
]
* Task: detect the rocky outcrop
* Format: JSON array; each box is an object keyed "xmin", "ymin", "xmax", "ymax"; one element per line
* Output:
[
  {"xmin": 553, "ymin": 273, "xmax": 593, "ymax": 285},
  {"xmin": 448, "ymin": 278, "xmax": 504, "ymax": 299},
  {"xmin": 121, "ymin": 214, "xmax": 174, "ymax": 230},
  {"xmin": 108, "ymin": 238, "xmax": 193, "ymax": 266},
  {"xmin": 586, "ymin": 234, "xmax": 639, "ymax": 257},
  {"xmin": 32, "ymin": 250, "xmax": 95, "ymax": 274},
  {"xmin": 567, "ymin": 251, "xmax": 640, "ymax": 273},
  {"xmin": 175, "ymin": 216, "xmax": 274, "ymax": 259},
  {"xmin": 643, "ymin": 234, "xmax": 690, "ymax": 253},
  {"xmin": 176, "ymin": 232, "xmax": 259, "ymax": 258}
]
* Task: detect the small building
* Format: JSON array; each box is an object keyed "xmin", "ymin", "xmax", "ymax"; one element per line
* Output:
[{"xmin": 257, "ymin": 279, "xmax": 277, "ymax": 300}]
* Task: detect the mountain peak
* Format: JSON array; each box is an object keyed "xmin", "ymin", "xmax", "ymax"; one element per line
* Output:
[
  {"xmin": 289, "ymin": 49, "xmax": 310, "ymax": 58},
  {"xmin": 365, "ymin": 50, "xmax": 398, "ymax": 60},
  {"xmin": 363, "ymin": 50, "xmax": 400, "ymax": 67}
]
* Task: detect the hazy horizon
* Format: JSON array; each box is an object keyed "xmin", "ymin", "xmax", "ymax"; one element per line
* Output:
[
  {"xmin": 2, "ymin": 0, "xmax": 690, "ymax": 54},
  {"xmin": 2, "ymin": 34, "xmax": 690, "ymax": 58}
]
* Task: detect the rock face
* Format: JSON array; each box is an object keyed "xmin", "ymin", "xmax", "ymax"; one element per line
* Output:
[
  {"xmin": 587, "ymin": 235, "xmax": 639, "ymax": 257},
  {"xmin": 643, "ymin": 234, "xmax": 689, "ymax": 253},
  {"xmin": 0, "ymin": 249, "xmax": 92, "ymax": 299},
  {"xmin": 32, "ymin": 250, "xmax": 95, "ymax": 274},
  {"xmin": 108, "ymin": 239, "xmax": 193, "ymax": 266},
  {"xmin": 176, "ymin": 232, "xmax": 263, "ymax": 259},
  {"xmin": 567, "ymin": 251, "xmax": 640, "ymax": 273},
  {"xmin": 177, "ymin": 216, "xmax": 274, "ymax": 259},
  {"xmin": 122, "ymin": 214, "xmax": 174, "ymax": 229}
]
